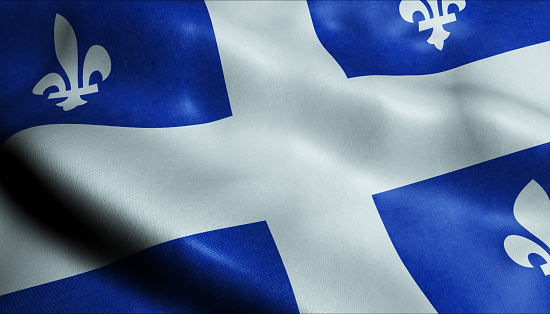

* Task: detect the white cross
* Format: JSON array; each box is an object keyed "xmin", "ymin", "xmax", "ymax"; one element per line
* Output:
[{"xmin": 3, "ymin": 1, "xmax": 550, "ymax": 312}]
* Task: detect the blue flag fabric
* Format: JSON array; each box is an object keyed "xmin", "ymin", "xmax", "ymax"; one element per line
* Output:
[
  {"xmin": 373, "ymin": 143, "xmax": 550, "ymax": 313},
  {"xmin": 6, "ymin": 1, "xmax": 550, "ymax": 313},
  {"xmin": 0, "ymin": 222, "xmax": 299, "ymax": 313},
  {"xmin": 0, "ymin": 1, "xmax": 231, "ymax": 144},
  {"xmin": 308, "ymin": 0, "xmax": 550, "ymax": 77}
]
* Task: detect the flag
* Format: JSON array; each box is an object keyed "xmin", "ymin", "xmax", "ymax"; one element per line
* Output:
[{"xmin": 2, "ymin": 0, "xmax": 550, "ymax": 312}]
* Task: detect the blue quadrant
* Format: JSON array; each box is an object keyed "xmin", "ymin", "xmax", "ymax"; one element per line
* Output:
[
  {"xmin": 308, "ymin": 1, "xmax": 550, "ymax": 78},
  {"xmin": 0, "ymin": 1, "xmax": 231, "ymax": 144},
  {"xmin": 373, "ymin": 143, "xmax": 550, "ymax": 313},
  {"xmin": 0, "ymin": 222, "xmax": 298, "ymax": 313}
]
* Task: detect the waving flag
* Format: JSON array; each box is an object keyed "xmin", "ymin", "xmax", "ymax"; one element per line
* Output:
[{"xmin": 3, "ymin": 0, "xmax": 550, "ymax": 313}]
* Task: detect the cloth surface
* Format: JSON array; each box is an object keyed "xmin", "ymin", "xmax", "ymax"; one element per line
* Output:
[{"xmin": 3, "ymin": 1, "xmax": 550, "ymax": 312}]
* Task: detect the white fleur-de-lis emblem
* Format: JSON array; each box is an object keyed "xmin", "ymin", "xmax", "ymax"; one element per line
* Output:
[
  {"xmin": 504, "ymin": 180, "xmax": 550, "ymax": 276},
  {"xmin": 399, "ymin": 0, "xmax": 466, "ymax": 50},
  {"xmin": 33, "ymin": 14, "xmax": 111, "ymax": 111}
]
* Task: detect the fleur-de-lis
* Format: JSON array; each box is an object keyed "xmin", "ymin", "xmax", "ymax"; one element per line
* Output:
[
  {"xmin": 504, "ymin": 180, "xmax": 550, "ymax": 276},
  {"xmin": 33, "ymin": 14, "xmax": 111, "ymax": 111},
  {"xmin": 399, "ymin": 0, "xmax": 466, "ymax": 50}
]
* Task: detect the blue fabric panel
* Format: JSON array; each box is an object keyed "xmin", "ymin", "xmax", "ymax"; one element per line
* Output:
[
  {"xmin": 0, "ymin": 222, "xmax": 299, "ymax": 313},
  {"xmin": 373, "ymin": 143, "xmax": 550, "ymax": 313},
  {"xmin": 0, "ymin": 1, "xmax": 231, "ymax": 144},
  {"xmin": 308, "ymin": 1, "xmax": 550, "ymax": 78}
]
